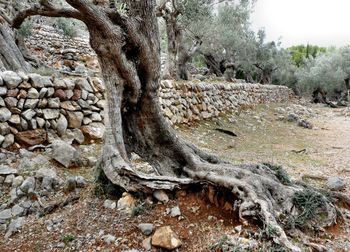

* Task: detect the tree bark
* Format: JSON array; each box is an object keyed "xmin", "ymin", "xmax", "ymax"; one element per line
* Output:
[
  {"xmin": 0, "ymin": 23, "xmax": 30, "ymax": 71},
  {"xmin": 12, "ymin": 1, "xmax": 343, "ymax": 251}
]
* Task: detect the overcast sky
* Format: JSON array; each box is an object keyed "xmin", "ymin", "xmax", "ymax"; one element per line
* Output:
[{"xmin": 251, "ymin": 0, "xmax": 350, "ymax": 48}]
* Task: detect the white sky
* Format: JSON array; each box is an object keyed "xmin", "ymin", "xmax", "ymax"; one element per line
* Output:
[{"xmin": 251, "ymin": 0, "xmax": 350, "ymax": 48}]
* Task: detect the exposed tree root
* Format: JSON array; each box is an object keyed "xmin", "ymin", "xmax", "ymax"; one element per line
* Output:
[{"xmin": 100, "ymin": 150, "xmax": 339, "ymax": 252}]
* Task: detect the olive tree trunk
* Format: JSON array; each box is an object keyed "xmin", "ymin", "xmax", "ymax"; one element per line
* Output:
[
  {"xmin": 12, "ymin": 1, "xmax": 343, "ymax": 251},
  {"xmin": 0, "ymin": 23, "xmax": 30, "ymax": 71}
]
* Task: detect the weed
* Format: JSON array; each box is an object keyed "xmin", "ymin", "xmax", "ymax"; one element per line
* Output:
[
  {"xmin": 60, "ymin": 233, "xmax": 75, "ymax": 244},
  {"xmin": 132, "ymin": 203, "xmax": 152, "ymax": 217},
  {"xmin": 209, "ymin": 235, "xmax": 229, "ymax": 251}
]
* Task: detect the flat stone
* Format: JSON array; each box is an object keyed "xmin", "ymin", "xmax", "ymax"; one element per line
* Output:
[
  {"xmin": 0, "ymin": 209, "xmax": 12, "ymax": 220},
  {"xmin": 169, "ymin": 206, "xmax": 181, "ymax": 217},
  {"xmin": 0, "ymin": 166, "xmax": 17, "ymax": 175},
  {"xmin": 9, "ymin": 114, "xmax": 20, "ymax": 125},
  {"xmin": 20, "ymin": 176, "xmax": 36, "ymax": 193},
  {"xmin": 5, "ymin": 217, "xmax": 25, "ymax": 239},
  {"xmin": 15, "ymin": 129, "xmax": 47, "ymax": 146},
  {"xmin": 28, "ymin": 73, "xmax": 52, "ymax": 88}
]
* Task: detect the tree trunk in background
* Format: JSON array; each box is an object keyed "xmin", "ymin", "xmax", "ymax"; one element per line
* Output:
[
  {"xmin": 0, "ymin": 24, "xmax": 29, "ymax": 72},
  {"xmin": 203, "ymin": 53, "xmax": 223, "ymax": 77}
]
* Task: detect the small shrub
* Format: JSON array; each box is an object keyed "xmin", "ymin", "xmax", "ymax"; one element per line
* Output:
[
  {"xmin": 18, "ymin": 18, "xmax": 34, "ymax": 37},
  {"xmin": 55, "ymin": 18, "xmax": 78, "ymax": 38},
  {"xmin": 209, "ymin": 235, "xmax": 229, "ymax": 251},
  {"xmin": 287, "ymin": 189, "xmax": 332, "ymax": 229},
  {"xmin": 263, "ymin": 163, "xmax": 292, "ymax": 185}
]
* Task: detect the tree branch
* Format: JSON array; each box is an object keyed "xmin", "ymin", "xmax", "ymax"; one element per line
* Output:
[{"xmin": 12, "ymin": 2, "xmax": 83, "ymax": 29}]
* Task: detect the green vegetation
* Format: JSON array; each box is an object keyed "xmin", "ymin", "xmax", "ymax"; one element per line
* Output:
[
  {"xmin": 18, "ymin": 18, "xmax": 34, "ymax": 37},
  {"xmin": 55, "ymin": 18, "xmax": 78, "ymax": 38},
  {"xmin": 60, "ymin": 233, "xmax": 75, "ymax": 244},
  {"xmin": 287, "ymin": 189, "xmax": 333, "ymax": 229}
]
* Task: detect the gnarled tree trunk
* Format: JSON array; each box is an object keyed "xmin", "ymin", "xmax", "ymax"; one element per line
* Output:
[
  {"xmin": 13, "ymin": 1, "xmax": 343, "ymax": 251},
  {"xmin": 0, "ymin": 23, "xmax": 30, "ymax": 71}
]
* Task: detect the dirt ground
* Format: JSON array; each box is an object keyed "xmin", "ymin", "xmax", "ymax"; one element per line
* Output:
[{"xmin": 1, "ymin": 101, "xmax": 350, "ymax": 251}]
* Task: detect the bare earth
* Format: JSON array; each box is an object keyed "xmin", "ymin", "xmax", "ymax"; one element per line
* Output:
[{"xmin": 1, "ymin": 101, "xmax": 350, "ymax": 251}]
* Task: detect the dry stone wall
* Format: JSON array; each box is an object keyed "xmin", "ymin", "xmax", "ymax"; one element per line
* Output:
[
  {"xmin": 0, "ymin": 71, "xmax": 292, "ymax": 149},
  {"xmin": 159, "ymin": 80, "xmax": 293, "ymax": 125},
  {"xmin": 0, "ymin": 71, "xmax": 105, "ymax": 148}
]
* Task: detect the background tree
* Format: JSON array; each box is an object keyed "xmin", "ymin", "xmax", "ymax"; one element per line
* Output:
[{"xmin": 11, "ymin": 1, "xmax": 344, "ymax": 251}]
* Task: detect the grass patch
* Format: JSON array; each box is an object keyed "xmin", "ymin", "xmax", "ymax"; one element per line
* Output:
[{"xmin": 60, "ymin": 233, "xmax": 75, "ymax": 244}]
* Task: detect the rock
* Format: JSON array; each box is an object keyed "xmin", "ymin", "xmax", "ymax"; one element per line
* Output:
[
  {"xmin": 169, "ymin": 206, "xmax": 181, "ymax": 217},
  {"xmin": 4, "ymin": 174, "xmax": 15, "ymax": 185},
  {"xmin": 0, "ymin": 209, "xmax": 12, "ymax": 220},
  {"xmin": 15, "ymin": 129, "xmax": 47, "ymax": 146},
  {"xmin": 103, "ymin": 199, "xmax": 116, "ymax": 210},
  {"xmin": 101, "ymin": 234, "xmax": 116, "ymax": 244},
  {"xmin": 4, "ymin": 97, "xmax": 18, "ymax": 107},
  {"xmin": 39, "ymin": 88, "xmax": 48, "ymax": 98},
  {"xmin": 48, "ymin": 98, "xmax": 60, "ymax": 108},
  {"xmin": 64, "ymin": 177, "xmax": 77, "ymax": 192},
  {"xmin": 0, "ymin": 107, "xmax": 11, "ymax": 122},
  {"xmin": 0, "ymin": 87, "xmax": 7, "ymax": 96},
  {"xmin": 23, "ymin": 99, "xmax": 39, "ymax": 109},
  {"xmin": 27, "ymin": 88, "xmax": 39, "ymax": 99},
  {"xmin": 75, "ymin": 176, "xmax": 87, "ymax": 188},
  {"xmin": 28, "ymin": 73, "xmax": 52, "ymax": 88},
  {"xmin": 1, "ymin": 71, "xmax": 22, "ymax": 89},
  {"xmin": 57, "ymin": 114, "xmax": 68, "ymax": 136},
  {"xmin": 151, "ymin": 226, "xmax": 182, "ymax": 250},
  {"xmin": 11, "ymin": 204, "xmax": 25, "ymax": 217},
  {"xmin": 0, "ymin": 135, "xmax": 4, "ymax": 146},
  {"xmin": 76, "ymin": 78, "xmax": 93, "ymax": 92},
  {"xmin": 81, "ymin": 123, "xmax": 105, "ymax": 141},
  {"xmin": 91, "ymin": 113, "xmax": 102, "ymax": 122},
  {"xmin": 117, "ymin": 192, "xmax": 136, "ymax": 214},
  {"xmin": 153, "ymin": 190, "xmax": 169, "ymax": 203},
  {"xmin": 5, "ymin": 217, "xmax": 25, "ymax": 239},
  {"xmin": 2, "ymin": 134, "xmax": 14, "ymax": 148},
  {"xmin": 20, "ymin": 177, "xmax": 36, "ymax": 194},
  {"xmin": 138, "ymin": 223, "xmax": 154, "ymax": 236},
  {"xmin": 0, "ymin": 122, "xmax": 10, "ymax": 135},
  {"xmin": 0, "ymin": 166, "xmax": 17, "ymax": 175},
  {"xmin": 22, "ymin": 109, "xmax": 36, "ymax": 121},
  {"xmin": 43, "ymin": 109, "xmax": 60, "ymax": 120},
  {"xmin": 287, "ymin": 113, "xmax": 299, "ymax": 122},
  {"xmin": 298, "ymin": 119, "xmax": 313, "ymax": 129},
  {"xmin": 327, "ymin": 177, "xmax": 347, "ymax": 191},
  {"xmin": 9, "ymin": 114, "xmax": 20, "ymax": 125},
  {"xmin": 36, "ymin": 168, "xmax": 57, "ymax": 180},
  {"xmin": 64, "ymin": 129, "xmax": 84, "ymax": 144},
  {"xmin": 12, "ymin": 176, "xmax": 24, "ymax": 188},
  {"xmin": 234, "ymin": 225, "xmax": 242, "ymax": 233},
  {"xmin": 67, "ymin": 111, "xmax": 84, "ymax": 128},
  {"xmin": 142, "ymin": 237, "xmax": 152, "ymax": 251},
  {"xmin": 51, "ymin": 141, "xmax": 80, "ymax": 168}
]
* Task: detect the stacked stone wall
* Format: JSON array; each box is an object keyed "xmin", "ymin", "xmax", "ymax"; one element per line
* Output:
[
  {"xmin": 0, "ymin": 71, "xmax": 293, "ymax": 149},
  {"xmin": 0, "ymin": 71, "xmax": 105, "ymax": 148},
  {"xmin": 159, "ymin": 80, "xmax": 293, "ymax": 125}
]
